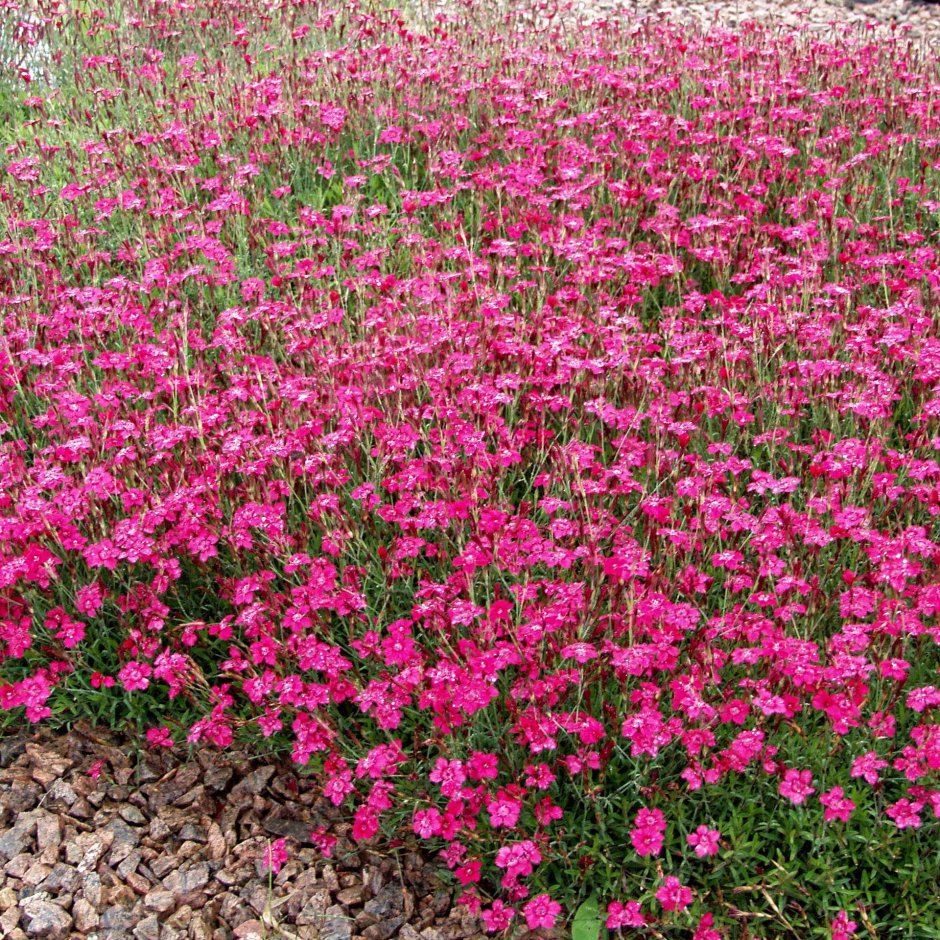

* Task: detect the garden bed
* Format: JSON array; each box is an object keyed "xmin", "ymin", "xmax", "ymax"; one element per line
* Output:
[{"xmin": 1, "ymin": 0, "xmax": 940, "ymax": 937}]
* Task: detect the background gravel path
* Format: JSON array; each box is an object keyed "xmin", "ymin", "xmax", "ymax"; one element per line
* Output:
[{"xmin": 503, "ymin": 0, "xmax": 940, "ymax": 44}]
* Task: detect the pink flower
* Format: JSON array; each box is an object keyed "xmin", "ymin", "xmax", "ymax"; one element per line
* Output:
[
  {"xmin": 468, "ymin": 751, "xmax": 499, "ymax": 781},
  {"xmin": 522, "ymin": 894, "xmax": 561, "ymax": 930},
  {"xmin": 907, "ymin": 686, "xmax": 940, "ymax": 713},
  {"xmin": 886, "ymin": 798, "xmax": 923, "ymax": 830},
  {"xmin": 481, "ymin": 900, "xmax": 515, "ymax": 933},
  {"xmin": 720, "ymin": 698, "xmax": 750, "ymax": 725},
  {"xmin": 656, "ymin": 876, "xmax": 694, "ymax": 913},
  {"xmin": 10, "ymin": 11, "xmax": 940, "ymax": 932},
  {"xmin": 850, "ymin": 752, "xmax": 888, "ymax": 786},
  {"xmin": 687, "ymin": 825, "xmax": 721, "ymax": 857},
  {"xmin": 694, "ymin": 913, "xmax": 722, "ymax": 940},
  {"xmin": 117, "ymin": 661, "xmax": 152, "ymax": 693},
  {"xmin": 831, "ymin": 910, "xmax": 858, "ymax": 940},
  {"xmin": 487, "ymin": 792, "xmax": 522, "ymax": 829},
  {"xmin": 819, "ymin": 787, "xmax": 855, "ymax": 823},
  {"xmin": 413, "ymin": 807, "xmax": 443, "ymax": 839},
  {"xmin": 779, "ymin": 769, "xmax": 815, "ymax": 805},
  {"xmin": 924, "ymin": 790, "xmax": 940, "ymax": 819},
  {"xmin": 319, "ymin": 104, "xmax": 347, "ymax": 131},
  {"xmin": 324, "ymin": 769, "xmax": 353, "ymax": 806},
  {"xmin": 534, "ymin": 796, "xmax": 563, "ymax": 825},
  {"xmin": 87, "ymin": 759, "xmax": 106, "ymax": 779},
  {"xmin": 630, "ymin": 807, "xmax": 666, "ymax": 857},
  {"xmin": 46, "ymin": 609, "xmax": 85, "ymax": 649},
  {"xmin": 351, "ymin": 805, "xmax": 379, "ymax": 841},
  {"xmin": 145, "ymin": 726, "xmax": 174, "ymax": 749},
  {"xmin": 454, "ymin": 860, "xmax": 481, "ymax": 886},
  {"xmin": 630, "ymin": 825, "xmax": 664, "ymax": 857},
  {"xmin": 263, "ymin": 838, "xmax": 288, "ymax": 875},
  {"xmin": 524, "ymin": 763, "xmax": 556, "ymax": 789},
  {"xmin": 606, "ymin": 900, "xmax": 646, "ymax": 929},
  {"xmin": 429, "ymin": 758, "xmax": 466, "ymax": 797},
  {"xmin": 309, "ymin": 827, "xmax": 336, "ymax": 859},
  {"xmin": 494, "ymin": 840, "xmax": 541, "ymax": 884},
  {"xmin": 560, "ymin": 642, "xmax": 598, "ymax": 663}
]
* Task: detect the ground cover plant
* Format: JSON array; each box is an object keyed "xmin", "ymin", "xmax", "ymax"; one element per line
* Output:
[{"xmin": 1, "ymin": 0, "xmax": 940, "ymax": 935}]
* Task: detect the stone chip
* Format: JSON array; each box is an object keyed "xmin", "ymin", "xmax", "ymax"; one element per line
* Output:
[
  {"xmin": 163, "ymin": 861, "xmax": 210, "ymax": 899},
  {"xmin": 19, "ymin": 895, "xmax": 73, "ymax": 939}
]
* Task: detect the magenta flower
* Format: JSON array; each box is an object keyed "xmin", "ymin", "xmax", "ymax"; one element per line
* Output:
[
  {"xmin": 831, "ymin": 911, "xmax": 858, "ymax": 939},
  {"xmin": 687, "ymin": 825, "xmax": 721, "ymax": 857},
  {"xmin": 351, "ymin": 806, "xmax": 380, "ymax": 841},
  {"xmin": 145, "ymin": 726, "xmax": 174, "ymax": 749},
  {"xmin": 309, "ymin": 827, "xmax": 336, "ymax": 860},
  {"xmin": 87, "ymin": 759, "xmax": 106, "ymax": 780},
  {"xmin": 487, "ymin": 792, "xmax": 522, "ymax": 829},
  {"xmin": 656, "ymin": 876, "xmax": 694, "ymax": 913},
  {"xmin": 694, "ymin": 913, "xmax": 722, "ymax": 940},
  {"xmin": 5, "ymin": 5, "xmax": 940, "ymax": 932},
  {"xmin": 886, "ymin": 798, "xmax": 923, "ymax": 830},
  {"xmin": 850, "ymin": 752, "xmax": 888, "ymax": 786},
  {"xmin": 262, "ymin": 838, "xmax": 288, "ymax": 875},
  {"xmin": 630, "ymin": 806, "xmax": 666, "ymax": 857},
  {"xmin": 522, "ymin": 894, "xmax": 561, "ymax": 930},
  {"xmin": 117, "ymin": 661, "xmax": 152, "ymax": 693},
  {"xmin": 630, "ymin": 825, "xmax": 664, "ymax": 857},
  {"xmin": 429, "ymin": 758, "xmax": 467, "ymax": 798},
  {"xmin": 606, "ymin": 900, "xmax": 646, "ymax": 929},
  {"xmin": 820, "ymin": 787, "xmax": 856, "ymax": 823},
  {"xmin": 413, "ymin": 807, "xmax": 443, "ymax": 839},
  {"xmin": 779, "ymin": 769, "xmax": 815, "ymax": 805},
  {"xmin": 481, "ymin": 900, "xmax": 515, "ymax": 933}
]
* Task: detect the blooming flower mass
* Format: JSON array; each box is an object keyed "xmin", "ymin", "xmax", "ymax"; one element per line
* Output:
[{"xmin": 0, "ymin": 0, "xmax": 938, "ymax": 933}]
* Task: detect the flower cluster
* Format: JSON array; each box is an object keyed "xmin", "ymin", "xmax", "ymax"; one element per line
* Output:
[{"xmin": 0, "ymin": 0, "xmax": 938, "ymax": 933}]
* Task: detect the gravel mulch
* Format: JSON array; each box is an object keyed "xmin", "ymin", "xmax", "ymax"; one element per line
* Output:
[
  {"xmin": 0, "ymin": 725, "xmax": 485, "ymax": 940},
  {"xmin": 515, "ymin": 0, "xmax": 940, "ymax": 43}
]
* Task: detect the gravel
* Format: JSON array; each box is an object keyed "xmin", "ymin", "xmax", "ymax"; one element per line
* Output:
[
  {"xmin": 475, "ymin": 0, "xmax": 940, "ymax": 44},
  {"xmin": 0, "ymin": 725, "xmax": 484, "ymax": 940}
]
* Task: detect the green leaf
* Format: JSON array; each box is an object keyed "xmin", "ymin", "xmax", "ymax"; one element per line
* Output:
[{"xmin": 572, "ymin": 895, "xmax": 603, "ymax": 940}]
